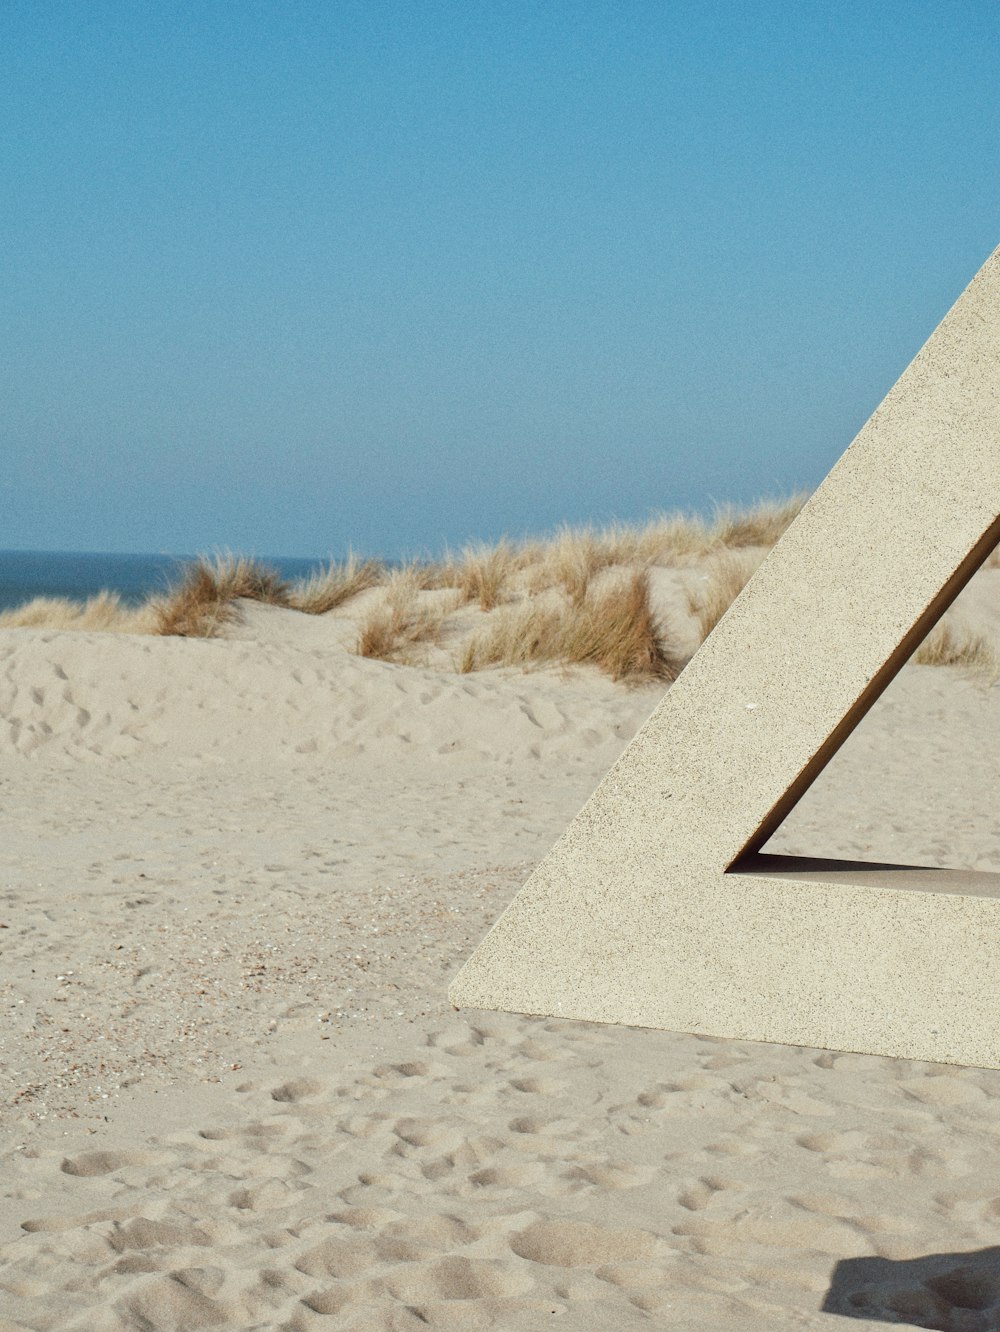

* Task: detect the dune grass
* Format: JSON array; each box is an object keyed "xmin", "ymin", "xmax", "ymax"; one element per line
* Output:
[
  {"xmin": 356, "ymin": 573, "xmax": 452, "ymax": 663},
  {"xmin": 399, "ymin": 560, "xmax": 455, "ymax": 592},
  {"xmin": 5, "ymin": 495, "xmax": 996, "ymax": 684},
  {"xmin": 913, "ymin": 619, "xmax": 998, "ymax": 675},
  {"xmin": 0, "ymin": 591, "xmax": 157, "ymax": 633},
  {"xmin": 287, "ymin": 554, "xmax": 384, "ymax": 615},
  {"xmin": 154, "ymin": 554, "xmax": 290, "ymax": 637},
  {"xmin": 460, "ymin": 571, "xmax": 683, "ymax": 684},
  {"xmin": 709, "ymin": 494, "xmax": 806, "ymax": 549},
  {"xmin": 594, "ymin": 513, "xmax": 713, "ymax": 566},
  {"xmin": 455, "ymin": 541, "xmax": 516, "ymax": 611},
  {"xmin": 0, "ymin": 497, "xmax": 806, "ymax": 639},
  {"xmin": 525, "ymin": 527, "xmax": 613, "ymax": 606}
]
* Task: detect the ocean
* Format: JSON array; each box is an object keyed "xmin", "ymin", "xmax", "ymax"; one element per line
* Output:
[{"xmin": 0, "ymin": 550, "xmax": 329, "ymax": 614}]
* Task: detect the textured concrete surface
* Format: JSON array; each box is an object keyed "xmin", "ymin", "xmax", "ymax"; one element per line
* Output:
[{"xmin": 450, "ymin": 245, "xmax": 1000, "ymax": 1068}]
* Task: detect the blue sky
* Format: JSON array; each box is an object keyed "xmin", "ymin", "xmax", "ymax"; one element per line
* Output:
[{"xmin": 3, "ymin": 2, "xmax": 998, "ymax": 559}]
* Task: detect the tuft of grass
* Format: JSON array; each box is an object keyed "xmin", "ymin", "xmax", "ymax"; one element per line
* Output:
[
  {"xmin": 388, "ymin": 558, "xmax": 458, "ymax": 591},
  {"xmin": 709, "ymin": 494, "xmax": 806, "ymax": 549},
  {"xmin": 153, "ymin": 565, "xmax": 236, "ymax": 638},
  {"xmin": 460, "ymin": 571, "xmax": 683, "ymax": 684},
  {"xmin": 515, "ymin": 498, "xmax": 796, "ymax": 595},
  {"xmin": 288, "ymin": 554, "xmax": 385, "ymax": 614},
  {"xmin": 356, "ymin": 607, "xmax": 401, "ymax": 660},
  {"xmin": 573, "ymin": 570, "xmax": 684, "ymax": 682},
  {"xmin": 913, "ymin": 619, "xmax": 998, "ymax": 674},
  {"xmin": 0, "ymin": 591, "xmax": 156, "ymax": 633},
  {"xmin": 459, "ymin": 601, "xmax": 562, "ymax": 673},
  {"xmin": 355, "ymin": 573, "xmax": 450, "ymax": 662},
  {"xmin": 542, "ymin": 528, "xmax": 612, "ymax": 606},
  {"xmin": 457, "ymin": 541, "xmax": 515, "ymax": 610},
  {"xmin": 595, "ymin": 512, "xmax": 714, "ymax": 567},
  {"xmin": 686, "ymin": 550, "xmax": 765, "ymax": 644},
  {"xmin": 154, "ymin": 554, "xmax": 290, "ymax": 637}
]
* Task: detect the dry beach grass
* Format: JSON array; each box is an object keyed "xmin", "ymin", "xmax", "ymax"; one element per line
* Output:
[
  {"xmin": 3, "ymin": 496, "xmax": 996, "ymax": 695},
  {"xmin": 356, "ymin": 572, "xmax": 453, "ymax": 663},
  {"xmin": 458, "ymin": 570, "xmax": 683, "ymax": 683},
  {"xmin": 287, "ymin": 554, "xmax": 385, "ymax": 616},
  {"xmin": 0, "ymin": 591, "xmax": 158, "ymax": 635},
  {"xmin": 11, "ymin": 493, "xmax": 992, "ymax": 691},
  {"xmin": 912, "ymin": 618, "xmax": 999, "ymax": 675},
  {"xmin": 152, "ymin": 554, "xmax": 291, "ymax": 637}
]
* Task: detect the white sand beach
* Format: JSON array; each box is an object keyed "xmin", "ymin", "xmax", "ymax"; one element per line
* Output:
[{"xmin": 2, "ymin": 564, "xmax": 1000, "ymax": 1330}]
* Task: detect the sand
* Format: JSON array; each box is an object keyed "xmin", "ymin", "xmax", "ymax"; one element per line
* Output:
[{"xmin": 1, "ymin": 567, "xmax": 999, "ymax": 1330}]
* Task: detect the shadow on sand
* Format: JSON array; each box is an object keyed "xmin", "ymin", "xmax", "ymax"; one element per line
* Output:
[{"xmin": 823, "ymin": 1246, "xmax": 1000, "ymax": 1328}]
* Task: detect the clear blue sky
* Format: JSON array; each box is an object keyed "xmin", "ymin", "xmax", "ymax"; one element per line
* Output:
[{"xmin": 3, "ymin": 2, "xmax": 998, "ymax": 559}]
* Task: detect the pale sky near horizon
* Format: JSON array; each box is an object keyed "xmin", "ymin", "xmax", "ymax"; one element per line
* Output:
[{"xmin": 3, "ymin": 2, "xmax": 999, "ymax": 559}]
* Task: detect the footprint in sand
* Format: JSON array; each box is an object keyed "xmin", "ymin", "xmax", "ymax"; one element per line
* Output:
[
  {"xmin": 391, "ymin": 1118, "xmax": 474, "ymax": 1155},
  {"xmin": 380, "ymin": 1215, "xmax": 481, "ymax": 1250},
  {"xmin": 677, "ymin": 1175, "xmax": 743, "ymax": 1211},
  {"xmin": 425, "ymin": 1026, "xmax": 489, "ymax": 1058},
  {"xmin": 300, "ymin": 1285, "xmax": 356, "ymax": 1316},
  {"xmin": 467, "ymin": 1163, "xmax": 547, "ymax": 1190},
  {"xmin": 675, "ymin": 1205, "xmax": 865, "ymax": 1259},
  {"xmin": 565, "ymin": 1160, "xmax": 656, "ymax": 1191},
  {"xmin": 508, "ymin": 1075, "xmax": 566, "ymax": 1095},
  {"xmin": 116, "ymin": 1268, "xmax": 241, "ymax": 1330},
  {"xmin": 294, "ymin": 1235, "xmax": 381, "ymax": 1279},
  {"xmin": 384, "ymin": 1253, "xmax": 533, "ymax": 1301},
  {"xmin": 372, "ymin": 1059, "xmax": 446, "ymax": 1080},
  {"xmin": 510, "ymin": 1218, "xmax": 661, "ymax": 1267},
  {"xmin": 703, "ymin": 1133, "xmax": 763, "ymax": 1158},
  {"xmin": 228, "ymin": 1178, "xmax": 298, "ymax": 1212},
  {"xmin": 633, "ymin": 1074, "xmax": 735, "ymax": 1111},
  {"xmin": 513, "ymin": 1037, "xmax": 564, "ymax": 1063},
  {"xmin": 795, "ymin": 1195, "xmax": 918, "ymax": 1238},
  {"xmin": 797, "ymin": 1129, "xmax": 868, "ymax": 1156},
  {"xmin": 198, "ymin": 1120, "xmax": 289, "ymax": 1143},
  {"xmin": 108, "ymin": 1217, "xmax": 212, "ymax": 1252},
  {"xmin": 326, "ymin": 1206, "xmax": 402, "ymax": 1231},
  {"xmin": 507, "ymin": 1114, "xmax": 577, "ymax": 1138},
  {"xmin": 898, "ymin": 1075, "xmax": 988, "ymax": 1107},
  {"xmin": 60, "ymin": 1149, "xmax": 163, "ymax": 1177}
]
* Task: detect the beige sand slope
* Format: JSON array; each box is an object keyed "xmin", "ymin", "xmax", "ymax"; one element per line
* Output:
[{"xmin": 1, "ymin": 577, "xmax": 999, "ymax": 1329}]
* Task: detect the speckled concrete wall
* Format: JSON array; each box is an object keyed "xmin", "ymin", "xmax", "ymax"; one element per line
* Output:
[{"xmin": 450, "ymin": 245, "xmax": 1000, "ymax": 1068}]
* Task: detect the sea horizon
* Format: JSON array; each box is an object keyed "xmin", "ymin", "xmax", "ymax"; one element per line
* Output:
[{"xmin": 0, "ymin": 548, "xmax": 336, "ymax": 614}]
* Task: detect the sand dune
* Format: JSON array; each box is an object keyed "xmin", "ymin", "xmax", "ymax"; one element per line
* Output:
[
  {"xmin": 1, "ymin": 579, "xmax": 999, "ymax": 1329},
  {"xmin": 0, "ymin": 624, "xmax": 648, "ymax": 767}
]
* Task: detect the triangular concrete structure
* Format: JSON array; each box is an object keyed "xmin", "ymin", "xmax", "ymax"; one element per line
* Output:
[{"xmin": 450, "ymin": 246, "xmax": 1000, "ymax": 1068}]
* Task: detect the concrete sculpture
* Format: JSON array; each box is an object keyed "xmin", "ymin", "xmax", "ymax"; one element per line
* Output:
[{"xmin": 450, "ymin": 246, "xmax": 1000, "ymax": 1068}]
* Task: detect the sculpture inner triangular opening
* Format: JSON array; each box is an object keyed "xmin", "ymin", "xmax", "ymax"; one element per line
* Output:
[{"xmin": 450, "ymin": 247, "xmax": 1000, "ymax": 1069}]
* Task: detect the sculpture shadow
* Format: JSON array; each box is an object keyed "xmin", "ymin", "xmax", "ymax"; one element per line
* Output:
[{"xmin": 823, "ymin": 1247, "xmax": 1000, "ymax": 1328}]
